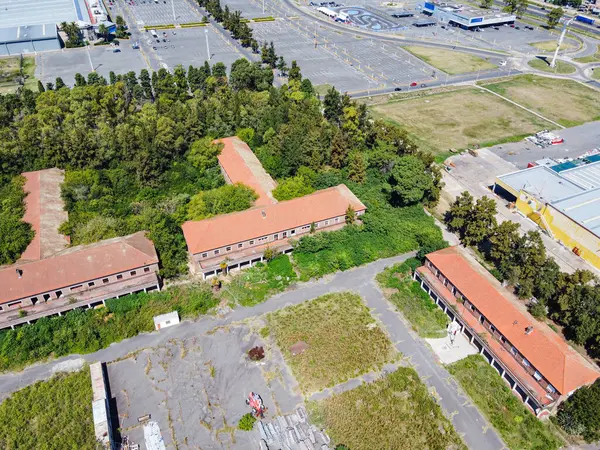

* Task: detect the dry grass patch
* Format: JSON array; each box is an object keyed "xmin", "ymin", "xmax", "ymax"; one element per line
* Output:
[
  {"xmin": 371, "ymin": 87, "xmax": 549, "ymax": 155},
  {"xmin": 267, "ymin": 292, "xmax": 396, "ymax": 394},
  {"xmin": 403, "ymin": 46, "xmax": 497, "ymax": 75},
  {"xmin": 530, "ymin": 40, "xmax": 575, "ymax": 52},
  {"xmin": 308, "ymin": 367, "xmax": 466, "ymax": 450},
  {"xmin": 482, "ymin": 74, "xmax": 600, "ymax": 127}
]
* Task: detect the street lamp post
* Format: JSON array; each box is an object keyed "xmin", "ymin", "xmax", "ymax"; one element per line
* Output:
[{"xmin": 550, "ymin": 17, "xmax": 574, "ymax": 69}]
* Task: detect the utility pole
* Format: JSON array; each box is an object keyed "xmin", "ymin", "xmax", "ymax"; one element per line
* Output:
[
  {"xmin": 550, "ymin": 17, "xmax": 574, "ymax": 68},
  {"xmin": 205, "ymin": 29, "xmax": 211, "ymax": 59}
]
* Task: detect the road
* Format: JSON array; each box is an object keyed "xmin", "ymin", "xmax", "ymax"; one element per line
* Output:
[{"xmin": 0, "ymin": 253, "xmax": 507, "ymax": 450}]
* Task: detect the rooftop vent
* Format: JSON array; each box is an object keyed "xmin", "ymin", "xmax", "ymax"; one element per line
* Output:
[
  {"xmin": 16, "ymin": 268, "xmax": 23, "ymax": 279},
  {"xmin": 261, "ymin": 210, "xmax": 266, "ymax": 218},
  {"xmin": 525, "ymin": 326, "xmax": 534, "ymax": 335}
]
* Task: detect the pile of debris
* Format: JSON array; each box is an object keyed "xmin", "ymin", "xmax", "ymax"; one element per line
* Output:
[
  {"xmin": 525, "ymin": 130, "xmax": 564, "ymax": 148},
  {"xmin": 258, "ymin": 407, "xmax": 331, "ymax": 450}
]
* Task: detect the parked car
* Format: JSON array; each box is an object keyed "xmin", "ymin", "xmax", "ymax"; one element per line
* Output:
[
  {"xmin": 394, "ymin": 87, "xmax": 402, "ymax": 91},
  {"xmin": 410, "ymin": 82, "xmax": 417, "ymax": 87},
  {"xmin": 499, "ymin": 60, "xmax": 507, "ymax": 66},
  {"xmin": 112, "ymin": 48, "xmax": 121, "ymax": 53}
]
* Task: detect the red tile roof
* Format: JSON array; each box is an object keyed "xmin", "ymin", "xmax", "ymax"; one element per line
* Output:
[
  {"xmin": 19, "ymin": 169, "xmax": 69, "ymax": 261},
  {"xmin": 425, "ymin": 247, "xmax": 600, "ymax": 394},
  {"xmin": 1, "ymin": 232, "xmax": 158, "ymax": 304},
  {"xmin": 216, "ymin": 137, "xmax": 277, "ymax": 206},
  {"xmin": 182, "ymin": 184, "xmax": 366, "ymax": 255}
]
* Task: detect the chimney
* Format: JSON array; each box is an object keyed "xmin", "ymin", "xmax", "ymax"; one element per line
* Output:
[
  {"xmin": 525, "ymin": 326, "xmax": 534, "ymax": 335},
  {"xmin": 16, "ymin": 268, "xmax": 23, "ymax": 279},
  {"xmin": 261, "ymin": 210, "xmax": 266, "ymax": 218}
]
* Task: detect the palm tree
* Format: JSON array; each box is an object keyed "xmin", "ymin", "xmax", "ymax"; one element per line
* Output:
[{"xmin": 98, "ymin": 24, "xmax": 109, "ymax": 42}]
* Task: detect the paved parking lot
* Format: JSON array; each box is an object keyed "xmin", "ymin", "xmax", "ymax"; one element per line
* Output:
[
  {"xmin": 492, "ymin": 121, "xmax": 600, "ymax": 168},
  {"xmin": 107, "ymin": 322, "xmax": 302, "ymax": 449},
  {"xmin": 121, "ymin": 0, "xmax": 201, "ymax": 26},
  {"xmin": 35, "ymin": 45, "xmax": 149, "ymax": 86},
  {"xmin": 148, "ymin": 26, "xmax": 244, "ymax": 71},
  {"xmin": 221, "ymin": 0, "xmax": 270, "ymax": 19}
]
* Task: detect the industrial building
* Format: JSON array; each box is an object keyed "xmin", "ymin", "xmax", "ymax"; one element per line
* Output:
[
  {"xmin": 0, "ymin": 24, "xmax": 60, "ymax": 56},
  {"xmin": 415, "ymin": 247, "xmax": 600, "ymax": 416},
  {"xmin": 0, "ymin": 0, "xmax": 111, "ymax": 55},
  {"xmin": 421, "ymin": 1, "xmax": 516, "ymax": 29},
  {"xmin": 182, "ymin": 137, "xmax": 366, "ymax": 278},
  {"xmin": 495, "ymin": 159, "xmax": 600, "ymax": 271}
]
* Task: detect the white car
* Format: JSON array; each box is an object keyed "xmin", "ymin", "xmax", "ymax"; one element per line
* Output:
[{"xmin": 499, "ymin": 60, "xmax": 507, "ymax": 66}]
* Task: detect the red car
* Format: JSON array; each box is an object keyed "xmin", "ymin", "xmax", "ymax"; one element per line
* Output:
[{"xmin": 410, "ymin": 82, "xmax": 417, "ymax": 87}]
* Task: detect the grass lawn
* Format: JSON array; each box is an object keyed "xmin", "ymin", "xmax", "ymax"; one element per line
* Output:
[
  {"xmin": 0, "ymin": 368, "xmax": 96, "ymax": 449},
  {"xmin": 448, "ymin": 355, "xmax": 564, "ymax": 450},
  {"xmin": 482, "ymin": 74, "xmax": 600, "ymax": 127},
  {"xmin": 593, "ymin": 69, "xmax": 600, "ymax": 80},
  {"xmin": 266, "ymin": 292, "xmax": 396, "ymax": 394},
  {"xmin": 307, "ymin": 367, "xmax": 466, "ymax": 450},
  {"xmin": 530, "ymin": 40, "xmax": 574, "ymax": 52},
  {"xmin": 403, "ymin": 46, "xmax": 497, "ymax": 75},
  {"xmin": 0, "ymin": 56, "xmax": 37, "ymax": 94},
  {"xmin": 377, "ymin": 258, "xmax": 449, "ymax": 338},
  {"xmin": 528, "ymin": 58, "xmax": 576, "ymax": 74},
  {"xmin": 371, "ymin": 87, "xmax": 549, "ymax": 155},
  {"xmin": 574, "ymin": 45, "xmax": 600, "ymax": 63},
  {"xmin": 222, "ymin": 254, "xmax": 297, "ymax": 306}
]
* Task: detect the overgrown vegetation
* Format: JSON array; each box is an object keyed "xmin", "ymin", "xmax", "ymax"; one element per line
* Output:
[
  {"xmin": 0, "ymin": 176, "xmax": 34, "ymax": 265},
  {"xmin": 377, "ymin": 258, "xmax": 448, "ymax": 338},
  {"xmin": 307, "ymin": 367, "xmax": 466, "ymax": 450},
  {"xmin": 267, "ymin": 292, "xmax": 396, "ymax": 394},
  {"xmin": 0, "ymin": 367, "xmax": 96, "ymax": 449},
  {"xmin": 0, "ymin": 284, "xmax": 217, "ymax": 372},
  {"xmin": 556, "ymin": 378, "xmax": 600, "ymax": 443},
  {"xmin": 448, "ymin": 355, "xmax": 563, "ymax": 450},
  {"xmin": 222, "ymin": 254, "xmax": 297, "ymax": 306}
]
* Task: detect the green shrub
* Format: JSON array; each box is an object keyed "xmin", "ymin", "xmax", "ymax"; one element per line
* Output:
[
  {"xmin": 0, "ymin": 284, "xmax": 217, "ymax": 371},
  {"xmin": 238, "ymin": 413, "xmax": 256, "ymax": 431}
]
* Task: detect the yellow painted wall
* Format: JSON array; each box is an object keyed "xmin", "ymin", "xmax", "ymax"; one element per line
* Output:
[{"xmin": 542, "ymin": 206, "xmax": 600, "ymax": 271}]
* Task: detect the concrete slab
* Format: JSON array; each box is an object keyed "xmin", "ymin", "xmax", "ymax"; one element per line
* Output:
[{"xmin": 426, "ymin": 332, "xmax": 479, "ymax": 365}]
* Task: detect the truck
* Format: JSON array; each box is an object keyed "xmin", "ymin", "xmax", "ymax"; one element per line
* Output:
[{"xmin": 575, "ymin": 15, "xmax": 595, "ymax": 25}]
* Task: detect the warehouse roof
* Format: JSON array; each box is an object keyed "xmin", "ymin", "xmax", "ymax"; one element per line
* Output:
[
  {"xmin": 0, "ymin": 23, "xmax": 58, "ymax": 44},
  {"xmin": 1, "ymin": 232, "xmax": 158, "ymax": 304},
  {"xmin": 19, "ymin": 169, "xmax": 69, "ymax": 262},
  {"xmin": 182, "ymin": 184, "xmax": 366, "ymax": 255},
  {"xmin": 550, "ymin": 187, "xmax": 600, "ymax": 235},
  {"xmin": 559, "ymin": 160, "xmax": 600, "ymax": 190},
  {"xmin": 497, "ymin": 165, "xmax": 585, "ymax": 202},
  {"xmin": 425, "ymin": 247, "xmax": 600, "ymax": 395},
  {"xmin": 0, "ymin": 0, "xmax": 78, "ymax": 28},
  {"xmin": 216, "ymin": 137, "xmax": 277, "ymax": 206}
]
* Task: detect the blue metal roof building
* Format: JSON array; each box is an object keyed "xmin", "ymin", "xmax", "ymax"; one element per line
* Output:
[{"xmin": 0, "ymin": 24, "xmax": 60, "ymax": 56}]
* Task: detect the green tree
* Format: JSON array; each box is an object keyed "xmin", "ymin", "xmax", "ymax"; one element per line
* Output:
[
  {"xmin": 516, "ymin": 0, "xmax": 528, "ymax": 16},
  {"xmin": 486, "ymin": 220, "xmax": 520, "ymax": 275},
  {"xmin": 557, "ymin": 379, "xmax": 600, "ymax": 442},
  {"xmin": 187, "ymin": 138, "xmax": 222, "ymax": 172},
  {"xmin": 547, "ymin": 7, "xmax": 564, "ymax": 28},
  {"xmin": 386, "ymin": 156, "xmax": 434, "ymax": 206},
  {"xmin": 187, "ymin": 183, "xmax": 258, "ymax": 220},
  {"xmin": 462, "ymin": 197, "xmax": 497, "ymax": 247},
  {"xmin": 481, "ymin": 0, "xmax": 493, "ymax": 7},
  {"xmin": 0, "ymin": 176, "xmax": 35, "ymax": 265},
  {"xmin": 445, "ymin": 191, "xmax": 474, "ymax": 238},
  {"xmin": 288, "ymin": 60, "xmax": 302, "ymax": 82},
  {"xmin": 272, "ymin": 175, "xmax": 315, "ymax": 201},
  {"xmin": 330, "ymin": 130, "xmax": 349, "ymax": 169},
  {"xmin": 37, "ymin": 80, "xmax": 45, "ymax": 92},
  {"xmin": 345, "ymin": 205, "xmax": 356, "ymax": 225},
  {"xmin": 55, "ymin": 77, "xmax": 66, "ymax": 89},
  {"xmin": 323, "ymin": 86, "xmax": 342, "ymax": 124},
  {"xmin": 347, "ymin": 152, "xmax": 366, "ymax": 183},
  {"xmin": 98, "ymin": 23, "xmax": 109, "ymax": 41}
]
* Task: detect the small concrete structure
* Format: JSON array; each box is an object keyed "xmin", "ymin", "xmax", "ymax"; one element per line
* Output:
[
  {"xmin": 153, "ymin": 311, "xmax": 180, "ymax": 331},
  {"xmin": 90, "ymin": 362, "xmax": 114, "ymax": 449},
  {"xmin": 426, "ymin": 333, "xmax": 478, "ymax": 364}
]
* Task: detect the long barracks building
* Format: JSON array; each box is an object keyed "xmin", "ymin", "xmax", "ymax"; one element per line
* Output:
[
  {"xmin": 415, "ymin": 247, "xmax": 600, "ymax": 417},
  {"xmin": 0, "ymin": 169, "xmax": 160, "ymax": 330},
  {"xmin": 182, "ymin": 136, "xmax": 366, "ymax": 278}
]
